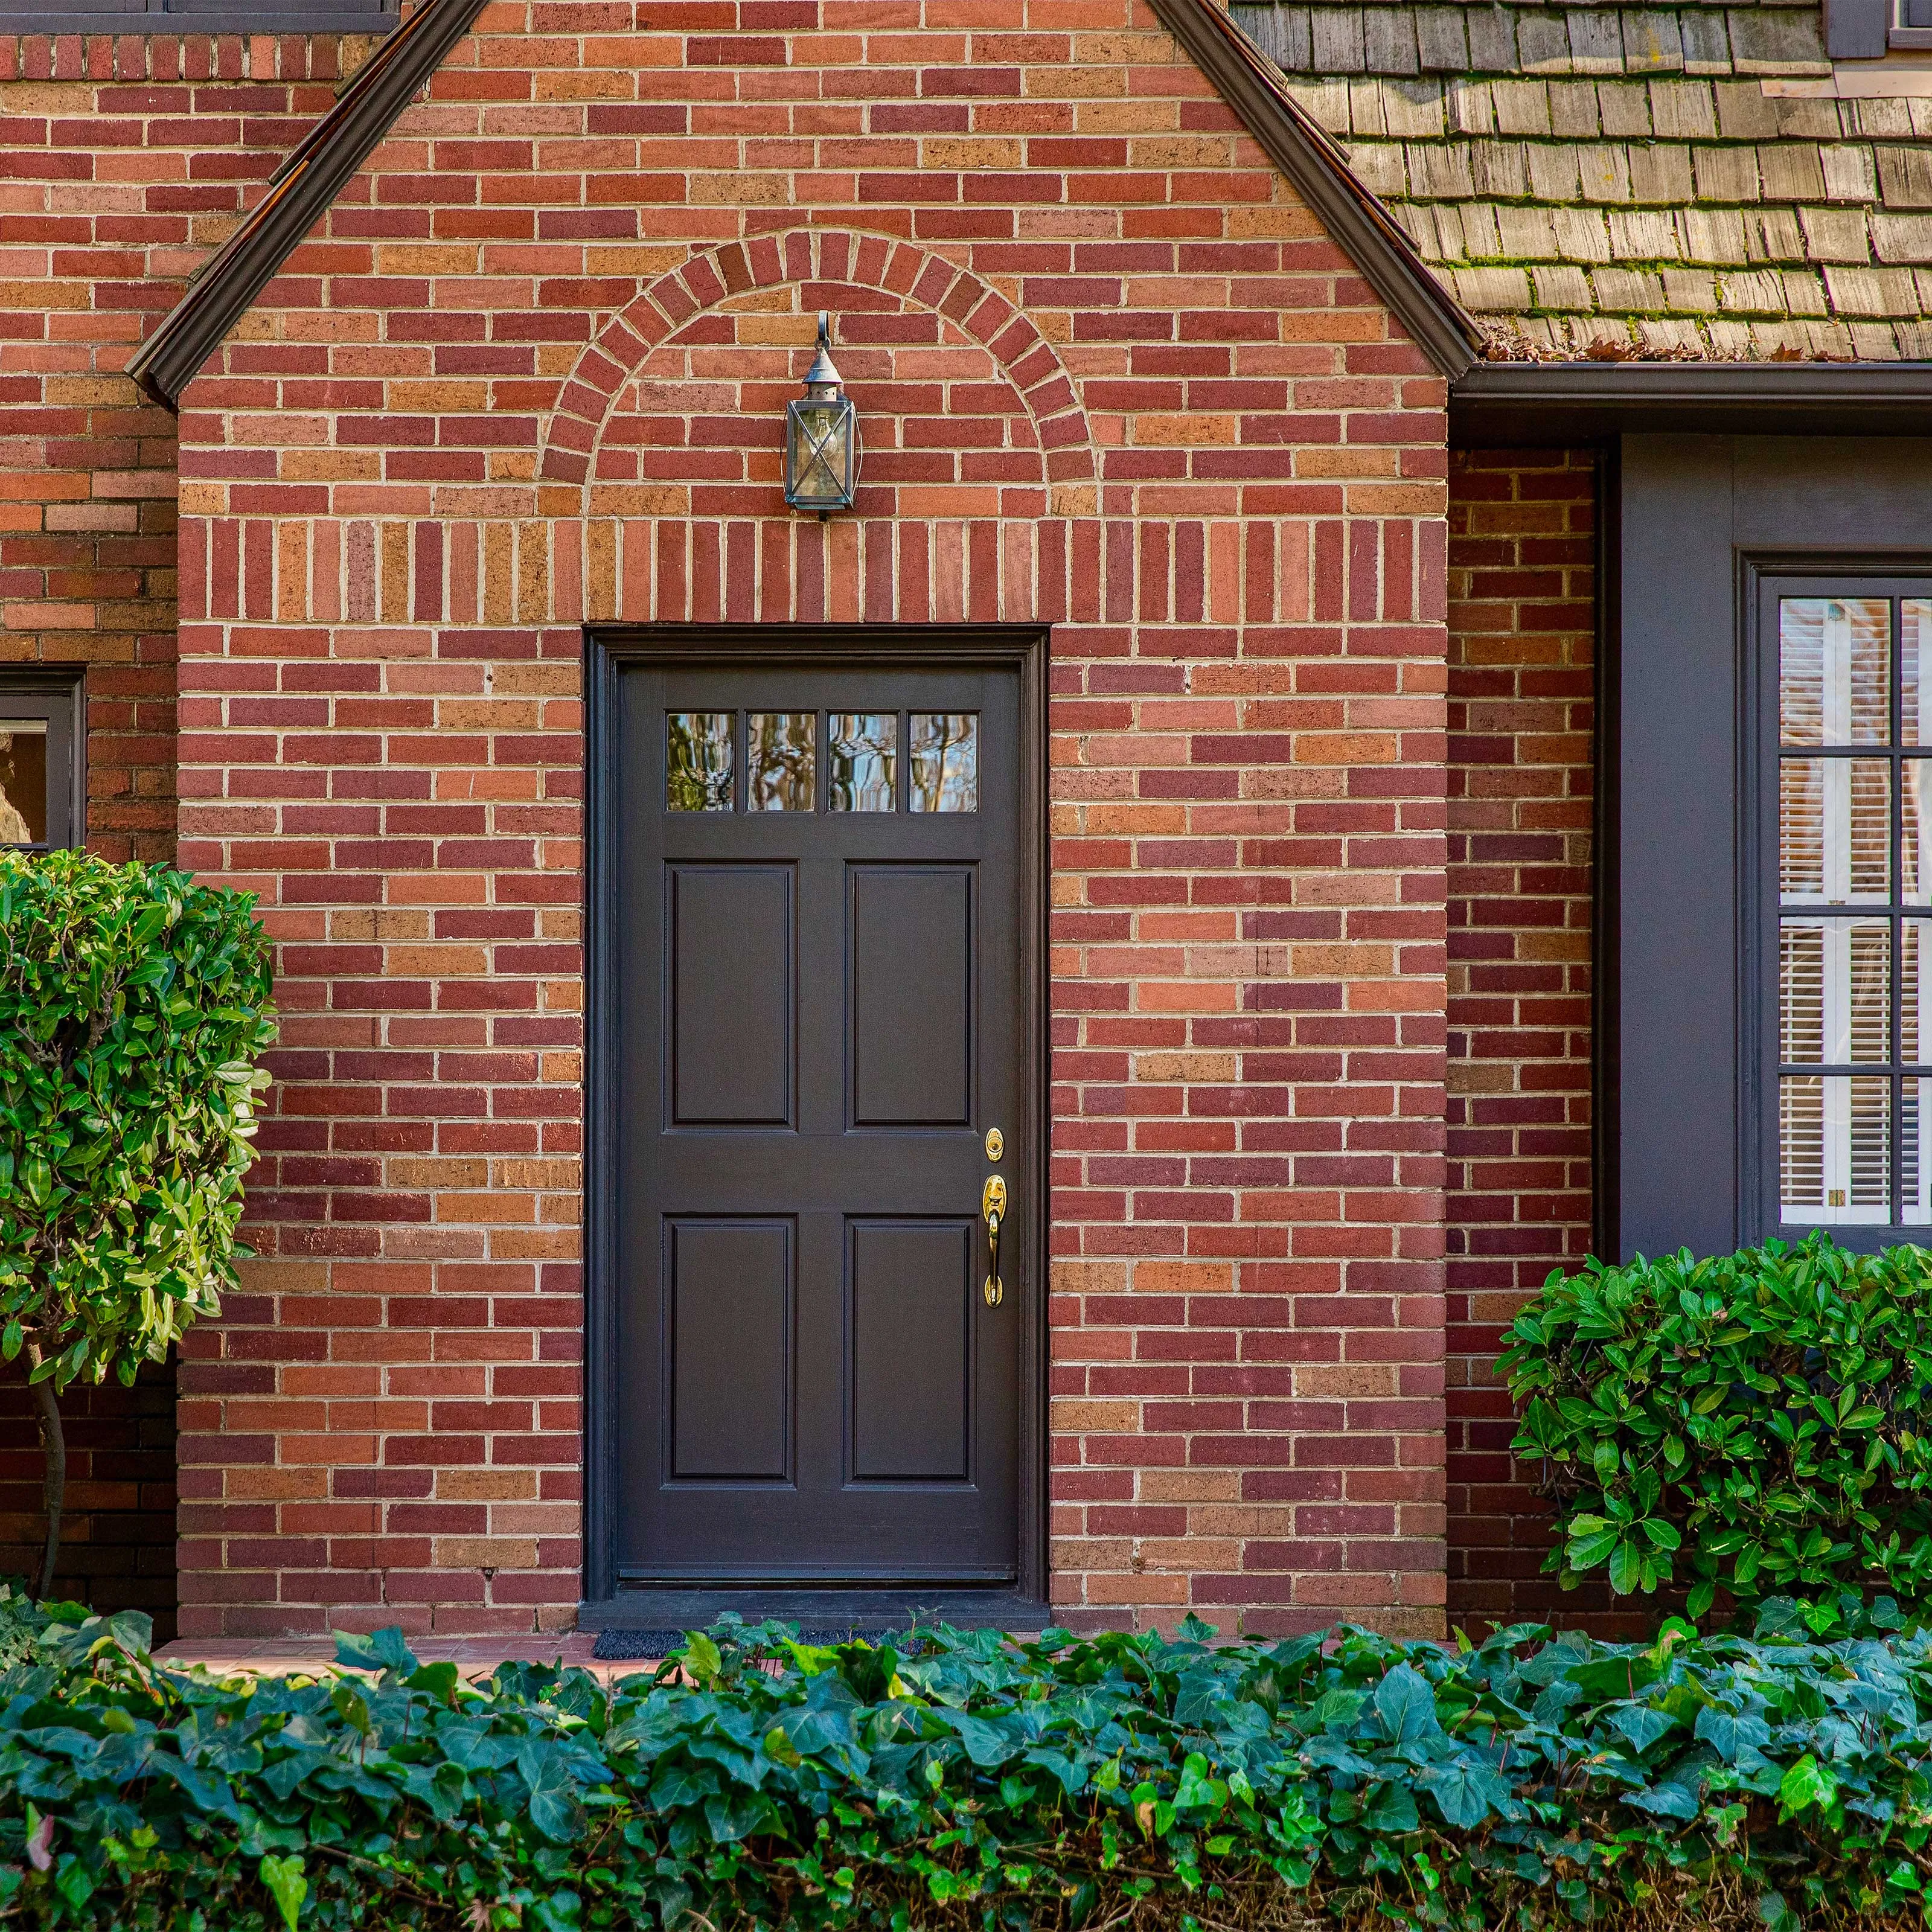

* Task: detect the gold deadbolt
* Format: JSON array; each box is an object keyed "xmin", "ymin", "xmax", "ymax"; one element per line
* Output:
[{"xmin": 984, "ymin": 1127, "xmax": 1003, "ymax": 1161}]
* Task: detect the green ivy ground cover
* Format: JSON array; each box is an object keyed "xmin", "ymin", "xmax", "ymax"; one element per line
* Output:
[{"xmin": 5, "ymin": 1597, "xmax": 1932, "ymax": 1930}]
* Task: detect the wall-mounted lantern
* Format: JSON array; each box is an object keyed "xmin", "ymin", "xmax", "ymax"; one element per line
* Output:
[{"xmin": 784, "ymin": 312, "xmax": 861, "ymax": 516}]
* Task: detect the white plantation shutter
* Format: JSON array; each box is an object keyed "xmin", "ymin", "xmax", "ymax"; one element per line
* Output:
[{"xmin": 1779, "ymin": 595, "xmax": 1896, "ymax": 1226}]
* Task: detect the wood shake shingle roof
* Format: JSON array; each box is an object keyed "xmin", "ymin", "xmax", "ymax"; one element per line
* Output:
[{"xmin": 1231, "ymin": 0, "xmax": 1932, "ymax": 359}]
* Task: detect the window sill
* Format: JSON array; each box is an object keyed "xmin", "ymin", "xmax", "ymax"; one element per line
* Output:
[{"xmin": 1890, "ymin": 25, "xmax": 1932, "ymax": 45}]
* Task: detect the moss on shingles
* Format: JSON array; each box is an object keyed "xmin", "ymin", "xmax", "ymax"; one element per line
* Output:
[{"xmin": 1229, "ymin": 0, "xmax": 1932, "ymax": 359}]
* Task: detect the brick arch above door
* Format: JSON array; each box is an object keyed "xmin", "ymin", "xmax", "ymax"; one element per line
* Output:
[{"xmin": 537, "ymin": 228, "xmax": 1098, "ymax": 510}]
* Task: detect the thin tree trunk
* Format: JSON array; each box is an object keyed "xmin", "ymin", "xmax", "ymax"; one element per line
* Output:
[{"xmin": 25, "ymin": 1353, "xmax": 63, "ymax": 1602}]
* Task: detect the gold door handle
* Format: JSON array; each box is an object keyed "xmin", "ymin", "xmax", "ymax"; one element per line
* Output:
[{"xmin": 982, "ymin": 1175, "xmax": 1006, "ymax": 1307}]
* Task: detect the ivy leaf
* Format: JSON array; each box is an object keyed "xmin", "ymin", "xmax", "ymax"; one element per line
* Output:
[
  {"xmin": 1607, "ymin": 1706, "xmax": 1676, "ymax": 1756},
  {"xmin": 1417, "ymin": 1758, "xmax": 1513, "ymax": 1829},
  {"xmin": 517, "ymin": 1740, "xmax": 586, "ymax": 1844},
  {"xmin": 258, "ymin": 1855, "xmax": 307, "ymax": 1931},
  {"xmin": 1369, "ymin": 1664, "xmax": 1441, "ymax": 1745},
  {"xmin": 1695, "ymin": 1704, "xmax": 1772, "ymax": 1767},
  {"xmin": 1363, "ymin": 1780, "xmax": 1419, "ymax": 1833},
  {"xmin": 680, "ymin": 1631, "xmax": 722, "ymax": 1686},
  {"xmin": 1777, "ymin": 1754, "xmax": 1839, "ymax": 1820}
]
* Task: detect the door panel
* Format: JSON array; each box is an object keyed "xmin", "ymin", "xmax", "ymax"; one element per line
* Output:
[
  {"xmin": 848, "ymin": 1218, "xmax": 974, "ymax": 1482},
  {"xmin": 668, "ymin": 1218, "xmax": 793, "ymax": 1481},
  {"xmin": 669, "ymin": 865, "xmax": 795, "ymax": 1128},
  {"xmin": 613, "ymin": 660, "xmax": 1025, "ymax": 1585},
  {"xmin": 849, "ymin": 865, "xmax": 974, "ymax": 1127}
]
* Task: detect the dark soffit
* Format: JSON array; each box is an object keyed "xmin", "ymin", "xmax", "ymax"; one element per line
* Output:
[
  {"xmin": 126, "ymin": 0, "xmax": 490, "ymax": 409},
  {"xmin": 1150, "ymin": 0, "xmax": 1484, "ymax": 381},
  {"xmin": 1451, "ymin": 360, "xmax": 1932, "ymax": 444}
]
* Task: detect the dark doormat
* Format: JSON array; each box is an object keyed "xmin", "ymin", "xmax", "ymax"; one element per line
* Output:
[{"xmin": 592, "ymin": 1625, "xmax": 924, "ymax": 1662}]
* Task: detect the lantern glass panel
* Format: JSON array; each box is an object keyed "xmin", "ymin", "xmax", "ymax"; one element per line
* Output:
[{"xmin": 787, "ymin": 396, "xmax": 854, "ymax": 507}]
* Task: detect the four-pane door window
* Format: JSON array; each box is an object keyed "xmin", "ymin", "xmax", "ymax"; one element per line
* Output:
[{"xmin": 1776, "ymin": 592, "xmax": 1932, "ymax": 1227}]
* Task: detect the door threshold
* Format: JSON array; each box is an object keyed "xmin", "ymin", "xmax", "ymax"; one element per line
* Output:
[{"xmin": 577, "ymin": 1587, "xmax": 1051, "ymax": 1633}]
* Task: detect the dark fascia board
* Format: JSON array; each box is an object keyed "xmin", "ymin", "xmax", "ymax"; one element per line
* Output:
[
  {"xmin": 1451, "ymin": 359, "xmax": 1932, "ymax": 445},
  {"xmin": 3, "ymin": 8, "xmax": 395, "ymax": 30},
  {"xmin": 1148, "ymin": 0, "xmax": 1482, "ymax": 381},
  {"xmin": 126, "ymin": 0, "xmax": 487, "ymax": 409}
]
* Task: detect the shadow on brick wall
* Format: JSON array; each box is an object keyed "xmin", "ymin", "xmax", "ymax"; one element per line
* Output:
[{"xmin": 0, "ymin": 1357, "xmax": 176, "ymax": 1640}]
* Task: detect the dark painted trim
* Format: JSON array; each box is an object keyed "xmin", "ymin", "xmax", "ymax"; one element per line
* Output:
[
  {"xmin": 581, "ymin": 622, "xmax": 1051, "ymax": 1615},
  {"xmin": 1590, "ymin": 446, "xmax": 1619, "ymax": 1261},
  {"xmin": 0, "ymin": 665, "xmax": 85, "ymax": 856},
  {"xmin": 1828, "ymin": 0, "xmax": 1890, "ymax": 57},
  {"xmin": 577, "ymin": 1588, "xmax": 1052, "ymax": 1633},
  {"xmin": 1613, "ymin": 438, "xmax": 1932, "ymax": 1258},
  {"xmin": 1736, "ymin": 557, "xmax": 1932, "ymax": 1253},
  {"xmin": 125, "ymin": 0, "xmax": 484, "ymax": 408},
  {"xmin": 1453, "ymin": 362, "xmax": 1932, "ymax": 446},
  {"xmin": 1151, "ymin": 0, "xmax": 1481, "ymax": 380},
  {"xmin": 582, "ymin": 630, "xmax": 619, "ymax": 1606}
]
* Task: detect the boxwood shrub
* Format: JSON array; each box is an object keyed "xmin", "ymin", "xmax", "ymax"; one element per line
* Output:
[
  {"xmin": 1502, "ymin": 1233, "xmax": 1932, "ymax": 1618},
  {"xmin": 6, "ymin": 1593, "xmax": 1932, "ymax": 1929}
]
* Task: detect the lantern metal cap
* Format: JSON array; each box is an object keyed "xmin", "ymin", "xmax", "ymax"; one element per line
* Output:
[{"xmin": 802, "ymin": 312, "xmax": 842, "ymax": 392}]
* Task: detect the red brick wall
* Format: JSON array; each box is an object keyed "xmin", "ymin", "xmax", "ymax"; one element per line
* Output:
[
  {"xmin": 1443, "ymin": 446, "xmax": 1603, "ymax": 1628},
  {"xmin": 173, "ymin": 0, "xmax": 1453, "ymax": 1640},
  {"xmin": 0, "ymin": 27, "xmax": 376, "ymax": 1626},
  {"xmin": 0, "ymin": 1363, "xmax": 177, "ymax": 1631}
]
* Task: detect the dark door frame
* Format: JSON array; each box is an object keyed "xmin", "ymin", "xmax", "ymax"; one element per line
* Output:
[{"xmin": 580, "ymin": 622, "xmax": 1051, "ymax": 1621}]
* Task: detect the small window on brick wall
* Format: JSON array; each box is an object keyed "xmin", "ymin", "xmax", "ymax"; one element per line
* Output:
[
  {"xmin": 0, "ymin": 0, "xmax": 393, "ymax": 32},
  {"xmin": 0, "ymin": 674, "xmax": 83, "ymax": 855}
]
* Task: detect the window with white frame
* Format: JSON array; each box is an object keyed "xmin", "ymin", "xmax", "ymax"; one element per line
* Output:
[{"xmin": 1775, "ymin": 590, "xmax": 1932, "ymax": 1229}]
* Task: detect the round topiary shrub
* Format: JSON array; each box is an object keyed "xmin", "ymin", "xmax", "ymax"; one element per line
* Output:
[
  {"xmin": 0, "ymin": 851, "xmax": 274, "ymax": 1593},
  {"xmin": 1501, "ymin": 1234, "xmax": 1932, "ymax": 1619}
]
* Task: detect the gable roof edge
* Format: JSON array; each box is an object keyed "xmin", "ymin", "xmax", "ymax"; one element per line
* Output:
[
  {"xmin": 127, "ymin": 0, "xmax": 490, "ymax": 409},
  {"xmin": 1148, "ymin": 0, "xmax": 1482, "ymax": 381},
  {"xmin": 129, "ymin": 0, "xmax": 1482, "ymax": 410}
]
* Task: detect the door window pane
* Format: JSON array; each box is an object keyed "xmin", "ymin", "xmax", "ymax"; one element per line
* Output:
[
  {"xmin": 0, "ymin": 722, "xmax": 48, "ymax": 845},
  {"xmin": 828, "ymin": 714, "xmax": 897, "ymax": 812},
  {"xmin": 667, "ymin": 712, "xmax": 734, "ymax": 812},
  {"xmin": 1780, "ymin": 597, "xmax": 1891, "ymax": 746},
  {"xmin": 747, "ymin": 713, "xmax": 815, "ymax": 811},
  {"xmin": 910, "ymin": 713, "xmax": 978, "ymax": 813},
  {"xmin": 1781, "ymin": 916, "xmax": 1890, "ymax": 1064},
  {"xmin": 1781, "ymin": 1074, "xmax": 1891, "ymax": 1224},
  {"xmin": 1780, "ymin": 757, "xmax": 1890, "ymax": 903}
]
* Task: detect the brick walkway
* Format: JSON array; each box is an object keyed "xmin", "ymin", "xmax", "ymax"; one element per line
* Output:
[{"xmin": 155, "ymin": 1635, "xmax": 654, "ymax": 1684}]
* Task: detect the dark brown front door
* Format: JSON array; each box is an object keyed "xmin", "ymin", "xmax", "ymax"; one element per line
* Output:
[{"xmin": 611, "ymin": 653, "xmax": 1028, "ymax": 1585}]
